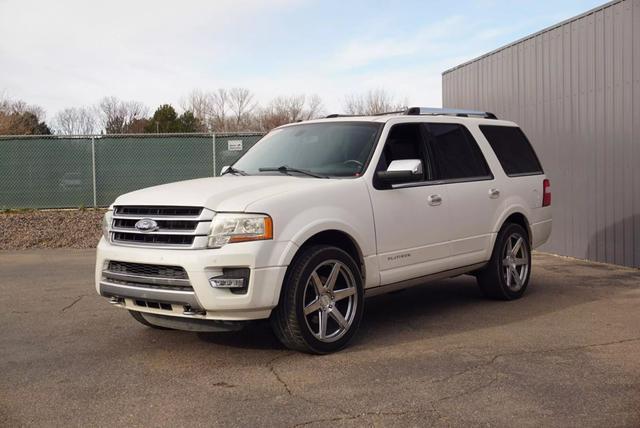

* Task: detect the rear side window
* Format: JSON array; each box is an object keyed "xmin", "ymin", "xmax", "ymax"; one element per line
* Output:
[
  {"xmin": 480, "ymin": 125, "xmax": 543, "ymax": 176},
  {"xmin": 424, "ymin": 123, "xmax": 491, "ymax": 181}
]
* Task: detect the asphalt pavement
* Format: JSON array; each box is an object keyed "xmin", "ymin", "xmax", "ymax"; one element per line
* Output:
[{"xmin": 1, "ymin": 249, "xmax": 639, "ymax": 427}]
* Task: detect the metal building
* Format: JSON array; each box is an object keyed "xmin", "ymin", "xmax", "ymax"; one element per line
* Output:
[{"xmin": 442, "ymin": 0, "xmax": 640, "ymax": 268}]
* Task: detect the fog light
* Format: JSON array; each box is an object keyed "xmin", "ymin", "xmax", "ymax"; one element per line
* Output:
[
  {"xmin": 209, "ymin": 277, "xmax": 245, "ymax": 288},
  {"xmin": 208, "ymin": 268, "xmax": 250, "ymax": 294}
]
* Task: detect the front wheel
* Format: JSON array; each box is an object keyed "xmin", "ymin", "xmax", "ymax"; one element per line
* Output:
[
  {"xmin": 270, "ymin": 245, "xmax": 364, "ymax": 354},
  {"xmin": 477, "ymin": 223, "xmax": 531, "ymax": 300}
]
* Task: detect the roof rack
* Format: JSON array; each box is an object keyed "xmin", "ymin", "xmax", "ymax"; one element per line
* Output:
[
  {"xmin": 325, "ymin": 107, "xmax": 497, "ymax": 120},
  {"xmin": 325, "ymin": 110, "xmax": 406, "ymax": 119},
  {"xmin": 405, "ymin": 107, "xmax": 497, "ymax": 119}
]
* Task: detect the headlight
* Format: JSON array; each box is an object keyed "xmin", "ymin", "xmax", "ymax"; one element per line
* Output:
[
  {"xmin": 208, "ymin": 213, "xmax": 273, "ymax": 248},
  {"xmin": 102, "ymin": 210, "xmax": 113, "ymax": 240}
]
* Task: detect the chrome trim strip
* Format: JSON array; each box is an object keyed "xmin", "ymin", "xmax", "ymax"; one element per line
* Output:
[
  {"xmin": 99, "ymin": 280, "xmax": 202, "ymax": 310},
  {"xmin": 365, "ymin": 262, "xmax": 487, "ymax": 297},
  {"xmin": 102, "ymin": 270, "xmax": 191, "ymax": 287},
  {"xmin": 109, "ymin": 228, "xmax": 205, "ymax": 236},
  {"xmin": 107, "ymin": 234, "xmax": 210, "ymax": 249},
  {"xmin": 112, "ymin": 215, "xmax": 209, "ymax": 221},
  {"xmin": 110, "ymin": 221, "xmax": 211, "ymax": 236},
  {"xmin": 112, "ymin": 207, "xmax": 215, "ymax": 221}
]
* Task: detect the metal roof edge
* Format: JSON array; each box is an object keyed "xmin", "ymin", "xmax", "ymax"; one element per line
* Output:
[{"xmin": 442, "ymin": 0, "xmax": 624, "ymax": 75}]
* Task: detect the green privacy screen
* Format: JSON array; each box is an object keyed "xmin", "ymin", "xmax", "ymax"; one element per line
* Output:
[{"xmin": 0, "ymin": 133, "xmax": 263, "ymax": 209}]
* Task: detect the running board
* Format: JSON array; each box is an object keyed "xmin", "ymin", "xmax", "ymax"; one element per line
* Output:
[{"xmin": 364, "ymin": 262, "xmax": 487, "ymax": 298}]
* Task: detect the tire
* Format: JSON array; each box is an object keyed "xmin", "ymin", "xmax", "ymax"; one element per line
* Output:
[
  {"xmin": 270, "ymin": 245, "xmax": 364, "ymax": 354},
  {"xmin": 477, "ymin": 223, "xmax": 531, "ymax": 300},
  {"xmin": 129, "ymin": 310, "xmax": 171, "ymax": 329}
]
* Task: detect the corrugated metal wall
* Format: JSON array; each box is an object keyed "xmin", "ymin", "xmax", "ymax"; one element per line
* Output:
[{"xmin": 442, "ymin": 0, "xmax": 640, "ymax": 268}]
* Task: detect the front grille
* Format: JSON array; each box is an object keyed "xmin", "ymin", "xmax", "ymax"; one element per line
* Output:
[
  {"xmin": 113, "ymin": 218, "xmax": 198, "ymax": 231},
  {"xmin": 109, "ymin": 205, "xmax": 213, "ymax": 249},
  {"xmin": 113, "ymin": 232, "xmax": 195, "ymax": 246},
  {"xmin": 115, "ymin": 206, "xmax": 202, "ymax": 216},
  {"xmin": 102, "ymin": 260, "xmax": 193, "ymax": 291},
  {"xmin": 108, "ymin": 261, "xmax": 188, "ymax": 279}
]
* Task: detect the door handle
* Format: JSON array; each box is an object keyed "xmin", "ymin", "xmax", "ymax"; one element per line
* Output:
[
  {"xmin": 489, "ymin": 188, "xmax": 500, "ymax": 199},
  {"xmin": 428, "ymin": 194, "xmax": 442, "ymax": 206}
]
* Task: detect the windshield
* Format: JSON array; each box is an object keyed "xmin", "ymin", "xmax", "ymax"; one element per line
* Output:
[{"xmin": 233, "ymin": 122, "xmax": 382, "ymax": 177}]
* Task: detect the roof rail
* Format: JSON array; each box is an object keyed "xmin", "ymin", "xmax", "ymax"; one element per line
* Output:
[
  {"xmin": 325, "ymin": 109, "xmax": 406, "ymax": 119},
  {"xmin": 405, "ymin": 107, "xmax": 497, "ymax": 119},
  {"xmin": 404, "ymin": 107, "xmax": 498, "ymax": 119},
  {"xmin": 324, "ymin": 107, "xmax": 498, "ymax": 120}
]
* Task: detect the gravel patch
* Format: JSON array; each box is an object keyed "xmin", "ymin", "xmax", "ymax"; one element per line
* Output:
[{"xmin": 0, "ymin": 209, "xmax": 106, "ymax": 250}]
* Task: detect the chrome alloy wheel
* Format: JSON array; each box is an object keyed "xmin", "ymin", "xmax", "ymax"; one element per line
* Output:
[
  {"xmin": 502, "ymin": 233, "xmax": 529, "ymax": 291},
  {"xmin": 302, "ymin": 260, "xmax": 358, "ymax": 343}
]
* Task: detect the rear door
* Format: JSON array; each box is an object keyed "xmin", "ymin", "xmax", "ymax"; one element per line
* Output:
[{"xmin": 423, "ymin": 122, "xmax": 497, "ymax": 266}]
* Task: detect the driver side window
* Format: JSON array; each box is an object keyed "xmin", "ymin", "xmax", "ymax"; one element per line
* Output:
[{"xmin": 376, "ymin": 123, "xmax": 430, "ymax": 181}]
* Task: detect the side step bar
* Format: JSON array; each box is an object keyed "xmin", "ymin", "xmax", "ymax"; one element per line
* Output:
[{"xmin": 365, "ymin": 262, "xmax": 487, "ymax": 298}]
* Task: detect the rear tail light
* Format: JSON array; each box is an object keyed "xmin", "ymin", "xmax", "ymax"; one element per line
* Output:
[{"xmin": 542, "ymin": 179, "xmax": 551, "ymax": 207}]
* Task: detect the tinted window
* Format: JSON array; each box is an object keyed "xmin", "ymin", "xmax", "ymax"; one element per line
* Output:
[
  {"xmin": 480, "ymin": 125, "xmax": 543, "ymax": 176},
  {"xmin": 380, "ymin": 124, "xmax": 425, "ymax": 166},
  {"xmin": 375, "ymin": 123, "xmax": 428, "ymax": 183},
  {"xmin": 424, "ymin": 123, "xmax": 491, "ymax": 180}
]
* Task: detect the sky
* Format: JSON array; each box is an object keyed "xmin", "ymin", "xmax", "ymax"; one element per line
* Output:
[{"xmin": 0, "ymin": 0, "xmax": 607, "ymax": 120}]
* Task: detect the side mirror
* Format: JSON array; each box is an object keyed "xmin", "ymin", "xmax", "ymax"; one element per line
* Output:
[
  {"xmin": 376, "ymin": 159, "xmax": 424, "ymax": 186},
  {"xmin": 220, "ymin": 165, "xmax": 230, "ymax": 175}
]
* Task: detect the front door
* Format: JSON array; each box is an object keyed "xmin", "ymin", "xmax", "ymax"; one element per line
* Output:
[{"xmin": 367, "ymin": 123, "xmax": 453, "ymax": 286}]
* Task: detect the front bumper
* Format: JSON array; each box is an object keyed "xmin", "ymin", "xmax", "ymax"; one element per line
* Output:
[{"xmin": 95, "ymin": 237, "xmax": 293, "ymax": 321}]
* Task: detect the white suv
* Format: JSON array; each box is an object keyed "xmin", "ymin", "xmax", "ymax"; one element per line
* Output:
[{"xmin": 96, "ymin": 107, "xmax": 552, "ymax": 354}]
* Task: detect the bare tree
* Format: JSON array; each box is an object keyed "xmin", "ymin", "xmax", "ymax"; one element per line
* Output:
[
  {"xmin": 0, "ymin": 96, "xmax": 46, "ymax": 122},
  {"xmin": 254, "ymin": 94, "xmax": 326, "ymax": 131},
  {"xmin": 228, "ymin": 88, "xmax": 255, "ymax": 131},
  {"xmin": 181, "ymin": 89, "xmax": 212, "ymax": 130},
  {"xmin": 284, "ymin": 94, "xmax": 306, "ymax": 122},
  {"xmin": 97, "ymin": 96, "xmax": 148, "ymax": 134},
  {"xmin": 210, "ymin": 88, "xmax": 229, "ymax": 132},
  {"xmin": 344, "ymin": 89, "xmax": 405, "ymax": 115},
  {"xmin": 304, "ymin": 94, "xmax": 324, "ymax": 120},
  {"xmin": 255, "ymin": 99, "xmax": 289, "ymax": 131},
  {"xmin": 0, "ymin": 94, "xmax": 50, "ymax": 134},
  {"xmin": 52, "ymin": 107, "xmax": 96, "ymax": 135}
]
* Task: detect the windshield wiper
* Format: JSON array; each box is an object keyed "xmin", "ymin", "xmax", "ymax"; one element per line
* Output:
[
  {"xmin": 221, "ymin": 166, "xmax": 248, "ymax": 176},
  {"xmin": 258, "ymin": 166, "xmax": 328, "ymax": 179}
]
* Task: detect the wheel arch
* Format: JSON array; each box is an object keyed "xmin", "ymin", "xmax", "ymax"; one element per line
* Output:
[
  {"xmin": 286, "ymin": 229, "xmax": 366, "ymax": 280},
  {"xmin": 489, "ymin": 209, "xmax": 532, "ymax": 253},
  {"xmin": 271, "ymin": 228, "xmax": 367, "ymax": 324},
  {"xmin": 502, "ymin": 212, "xmax": 531, "ymax": 242}
]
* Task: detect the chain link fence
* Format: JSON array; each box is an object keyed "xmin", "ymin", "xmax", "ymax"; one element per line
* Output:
[{"xmin": 0, "ymin": 133, "xmax": 265, "ymax": 209}]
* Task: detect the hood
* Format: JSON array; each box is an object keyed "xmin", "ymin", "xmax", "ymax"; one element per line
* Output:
[{"xmin": 112, "ymin": 175, "xmax": 336, "ymax": 211}]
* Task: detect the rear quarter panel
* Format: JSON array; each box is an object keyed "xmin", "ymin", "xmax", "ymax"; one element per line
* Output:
[{"xmin": 467, "ymin": 122, "xmax": 552, "ymax": 250}]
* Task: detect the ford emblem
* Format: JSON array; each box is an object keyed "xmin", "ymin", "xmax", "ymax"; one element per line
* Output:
[{"xmin": 135, "ymin": 218, "xmax": 159, "ymax": 232}]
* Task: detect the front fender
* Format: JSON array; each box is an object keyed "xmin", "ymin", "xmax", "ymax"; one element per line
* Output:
[{"xmin": 277, "ymin": 216, "xmax": 369, "ymax": 267}]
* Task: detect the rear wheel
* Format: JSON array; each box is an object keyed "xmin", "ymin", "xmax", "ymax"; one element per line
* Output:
[
  {"xmin": 129, "ymin": 310, "xmax": 171, "ymax": 329},
  {"xmin": 477, "ymin": 223, "xmax": 531, "ymax": 300},
  {"xmin": 270, "ymin": 245, "xmax": 364, "ymax": 354}
]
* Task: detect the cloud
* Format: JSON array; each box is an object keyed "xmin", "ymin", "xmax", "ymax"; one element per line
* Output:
[
  {"xmin": 0, "ymin": 0, "xmax": 561, "ymax": 119},
  {"xmin": 0, "ymin": 0, "xmax": 304, "ymax": 117},
  {"xmin": 330, "ymin": 16, "xmax": 465, "ymax": 70}
]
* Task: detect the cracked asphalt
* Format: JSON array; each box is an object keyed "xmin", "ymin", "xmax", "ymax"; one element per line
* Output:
[{"xmin": 1, "ymin": 249, "xmax": 639, "ymax": 427}]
